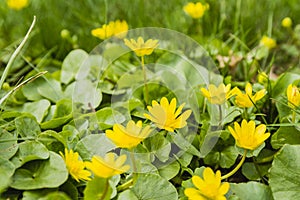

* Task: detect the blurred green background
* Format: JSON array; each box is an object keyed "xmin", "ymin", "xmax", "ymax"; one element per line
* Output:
[{"xmin": 0, "ymin": 0, "xmax": 300, "ymax": 83}]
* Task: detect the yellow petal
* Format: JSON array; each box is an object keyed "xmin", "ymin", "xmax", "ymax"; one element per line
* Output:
[
  {"xmin": 184, "ymin": 188, "xmax": 206, "ymax": 200},
  {"xmin": 219, "ymin": 182, "xmax": 230, "ymax": 195},
  {"xmin": 191, "ymin": 176, "xmax": 205, "ymax": 190},
  {"xmin": 245, "ymin": 83, "xmax": 252, "ymax": 96}
]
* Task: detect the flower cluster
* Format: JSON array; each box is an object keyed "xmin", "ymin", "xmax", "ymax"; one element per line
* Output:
[
  {"xmin": 200, "ymin": 82, "xmax": 266, "ymax": 108},
  {"xmin": 91, "ymin": 20, "xmax": 128, "ymax": 40},
  {"xmin": 60, "ymin": 149, "xmax": 130, "ymax": 182}
]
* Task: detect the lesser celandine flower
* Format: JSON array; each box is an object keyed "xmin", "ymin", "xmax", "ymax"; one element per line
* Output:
[
  {"xmin": 144, "ymin": 97, "xmax": 192, "ymax": 132},
  {"xmin": 124, "ymin": 37, "xmax": 159, "ymax": 57},
  {"xmin": 201, "ymin": 83, "xmax": 240, "ymax": 105},
  {"xmin": 113, "ymin": 20, "xmax": 129, "ymax": 38},
  {"xmin": 91, "ymin": 20, "xmax": 128, "ymax": 40},
  {"xmin": 286, "ymin": 84, "xmax": 300, "ymax": 109},
  {"xmin": 85, "ymin": 153, "xmax": 130, "ymax": 178},
  {"xmin": 7, "ymin": 0, "xmax": 28, "ymax": 10},
  {"xmin": 184, "ymin": 167, "xmax": 230, "ymax": 200},
  {"xmin": 259, "ymin": 35, "xmax": 276, "ymax": 49},
  {"xmin": 183, "ymin": 2, "xmax": 209, "ymax": 19},
  {"xmin": 228, "ymin": 120, "xmax": 270, "ymax": 150},
  {"xmin": 281, "ymin": 17, "xmax": 292, "ymax": 28},
  {"xmin": 60, "ymin": 149, "xmax": 91, "ymax": 182},
  {"xmin": 235, "ymin": 83, "xmax": 266, "ymax": 108},
  {"xmin": 105, "ymin": 120, "xmax": 153, "ymax": 149}
]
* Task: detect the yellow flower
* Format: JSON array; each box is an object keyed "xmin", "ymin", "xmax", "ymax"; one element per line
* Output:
[
  {"xmin": 91, "ymin": 20, "xmax": 128, "ymax": 40},
  {"xmin": 287, "ymin": 84, "xmax": 300, "ymax": 109},
  {"xmin": 183, "ymin": 2, "xmax": 209, "ymax": 19},
  {"xmin": 228, "ymin": 120, "xmax": 270, "ymax": 150},
  {"xmin": 184, "ymin": 167, "xmax": 230, "ymax": 200},
  {"xmin": 235, "ymin": 83, "xmax": 266, "ymax": 108},
  {"xmin": 7, "ymin": 0, "xmax": 28, "ymax": 10},
  {"xmin": 144, "ymin": 97, "xmax": 192, "ymax": 132},
  {"xmin": 60, "ymin": 149, "xmax": 91, "ymax": 182},
  {"xmin": 281, "ymin": 17, "xmax": 292, "ymax": 28},
  {"xmin": 124, "ymin": 37, "xmax": 159, "ymax": 57},
  {"xmin": 260, "ymin": 35, "xmax": 276, "ymax": 49},
  {"xmin": 200, "ymin": 83, "xmax": 240, "ymax": 105},
  {"xmin": 113, "ymin": 20, "xmax": 129, "ymax": 39},
  {"xmin": 105, "ymin": 120, "xmax": 153, "ymax": 149},
  {"xmin": 257, "ymin": 72, "xmax": 268, "ymax": 85},
  {"xmin": 85, "ymin": 153, "xmax": 130, "ymax": 178}
]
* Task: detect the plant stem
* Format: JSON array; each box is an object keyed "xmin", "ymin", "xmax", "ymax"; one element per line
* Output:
[
  {"xmin": 130, "ymin": 150, "xmax": 138, "ymax": 184},
  {"xmin": 221, "ymin": 149, "xmax": 247, "ymax": 180},
  {"xmin": 218, "ymin": 104, "xmax": 223, "ymax": 128},
  {"xmin": 141, "ymin": 56, "xmax": 149, "ymax": 104},
  {"xmin": 292, "ymin": 110, "xmax": 296, "ymax": 123},
  {"xmin": 0, "ymin": 16, "xmax": 36, "ymax": 89},
  {"xmin": 117, "ymin": 179, "xmax": 134, "ymax": 192},
  {"xmin": 100, "ymin": 179, "xmax": 109, "ymax": 200},
  {"xmin": 255, "ymin": 154, "xmax": 275, "ymax": 164}
]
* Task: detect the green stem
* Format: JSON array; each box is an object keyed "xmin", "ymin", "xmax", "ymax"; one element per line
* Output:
[
  {"xmin": 255, "ymin": 154, "xmax": 274, "ymax": 164},
  {"xmin": 218, "ymin": 104, "xmax": 223, "ymax": 128},
  {"xmin": 0, "ymin": 16, "xmax": 36, "ymax": 89},
  {"xmin": 221, "ymin": 149, "xmax": 247, "ymax": 180},
  {"xmin": 117, "ymin": 179, "xmax": 134, "ymax": 192},
  {"xmin": 141, "ymin": 56, "xmax": 149, "ymax": 104},
  {"xmin": 130, "ymin": 150, "xmax": 138, "ymax": 184},
  {"xmin": 292, "ymin": 110, "xmax": 296, "ymax": 123},
  {"xmin": 100, "ymin": 179, "xmax": 109, "ymax": 200}
]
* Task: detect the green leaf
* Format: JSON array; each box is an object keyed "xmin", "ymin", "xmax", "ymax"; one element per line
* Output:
[
  {"xmin": 37, "ymin": 75, "xmax": 64, "ymax": 102},
  {"xmin": 0, "ymin": 128, "xmax": 18, "ymax": 159},
  {"xmin": 41, "ymin": 99, "xmax": 73, "ymax": 129},
  {"xmin": 144, "ymin": 133, "xmax": 171, "ymax": 162},
  {"xmin": 204, "ymin": 146, "xmax": 238, "ymax": 168},
  {"xmin": 73, "ymin": 79, "xmax": 102, "ymax": 109},
  {"xmin": 171, "ymin": 132, "xmax": 202, "ymax": 157},
  {"xmin": 0, "ymin": 157, "xmax": 15, "ymax": 194},
  {"xmin": 95, "ymin": 107, "xmax": 126, "ymax": 130},
  {"xmin": 60, "ymin": 180, "xmax": 79, "ymax": 200},
  {"xmin": 118, "ymin": 190, "xmax": 139, "ymax": 200},
  {"xmin": 15, "ymin": 115, "xmax": 41, "ymax": 138},
  {"xmin": 271, "ymin": 126, "xmax": 300, "ymax": 149},
  {"xmin": 272, "ymin": 72, "xmax": 300, "ymax": 99},
  {"xmin": 84, "ymin": 177, "xmax": 112, "ymax": 200},
  {"xmin": 21, "ymin": 99, "xmax": 51, "ymax": 123},
  {"xmin": 40, "ymin": 192, "xmax": 72, "ymax": 200},
  {"xmin": 242, "ymin": 162, "xmax": 270, "ymax": 181},
  {"xmin": 117, "ymin": 69, "xmax": 144, "ymax": 89},
  {"xmin": 11, "ymin": 141, "xmax": 49, "ymax": 168},
  {"xmin": 228, "ymin": 182, "xmax": 274, "ymax": 200},
  {"xmin": 53, "ymin": 99, "xmax": 73, "ymax": 118},
  {"xmin": 75, "ymin": 134, "xmax": 115, "ymax": 160},
  {"xmin": 10, "ymin": 151, "xmax": 68, "ymax": 190},
  {"xmin": 61, "ymin": 49, "xmax": 89, "ymax": 85},
  {"xmin": 269, "ymin": 144, "xmax": 300, "ymax": 200},
  {"xmin": 242, "ymin": 149, "xmax": 273, "ymax": 180},
  {"xmin": 130, "ymin": 174, "xmax": 178, "ymax": 200},
  {"xmin": 158, "ymin": 161, "xmax": 180, "ymax": 180}
]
